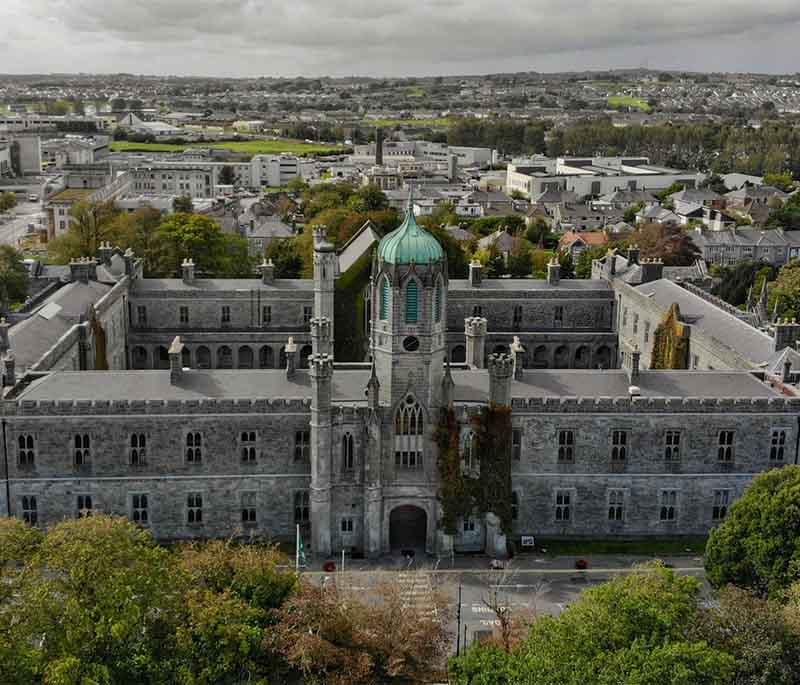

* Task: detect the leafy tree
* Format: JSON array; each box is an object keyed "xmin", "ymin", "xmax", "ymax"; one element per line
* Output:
[
  {"xmin": 575, "ymin": 245, "xmax": 608, "ymax": 278},
  {"xmin": 47, "ymin": 201, "xmax": 119, "ymax": 263},
  {"xmin": 346, "ymin": 183, "xmax": 388, "ymax": 213},
  {"xmin": 524, "ymin": 217, "xmax": 552, "ymax": 247},
  {"xmin": 623, "ymin": 201, "xmax": 644, "ymax": 224},
  {"xmin": 711, "ymin": 260, "xmax": 776, "ymax": 308},
  {"xmin": 218, "ymin": 166, "xmax": 236, "ymax": 186},
  {"xmin": 630, "ymin": 222, "xmax": 700, "ymax": 266},
  {"xmin": 0, "ymin": 192, "xmax": 17, "ymax": 213},
  {"xmin": 0, "ymin": 246, "xmax": 30, "ymax": 313},
  {"xmin": 559, "ymin": 251, "xmax": 575, "ymax": 279},
  {"xmin": 767, "ymin": 193, "xmax": 800, "ymax": 231},
  {"xmin": 151, "ymin": 213, "xmax": 253, "ymax": 278},
  {"xmin": 265, "ymin": 238, "xmax": 303, "ymax": 278},
  {"xmin": 769, "ymin": 259, "xmax": 800, "ymax": 320},
  {"xmin": 285, "ymin": 176, "xmax": 308, "ymax": 194},
  {"xmin": 506, "ymin": 238, "xmax": 534, "ymax": 277},
  {"xmin": 705, "ymin": 466, "xmax": 800, "ymax": 597},
  {"xmin": 764, "ymin": 171, "xmax": 795, "ymax": 192},
  {"xmin": 172, "ymin": 195, "xmax": 194, "ymax": 213}
]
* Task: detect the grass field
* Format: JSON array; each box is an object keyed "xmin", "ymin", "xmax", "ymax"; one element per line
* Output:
[
  {"xmin": 109, "ymin": 138, "xmax": 349, "ymax": 156},
  {"xmin": 364, "ymin": 117, "xmax": 455, "ymax": 128},
  {"xmin": 607, "ymin": 95, "xmax": 652, "ymax": 112}
]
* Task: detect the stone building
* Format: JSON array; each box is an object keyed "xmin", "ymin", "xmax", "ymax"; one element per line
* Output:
[{"xmin": 1, "ymin": 208, "xmax": 798, "ymax": 558}]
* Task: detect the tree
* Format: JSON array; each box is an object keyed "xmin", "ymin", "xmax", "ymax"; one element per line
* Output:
[
  {"xmin": 575, "ymin": 245, "xmax": 608, "ymax": 278},
  {"xmin": 151, "ymin": 213, "xmax": 253, "ymax": 278},
  {"xmin": 111, "ymin": 206, "xmax": 163, "ymax": 275},
  {"xmin": 450, "ymin": 563, "xmax": 735, "ymax": 685},
  {"xmin": 172, "ymin": 195, "xmax": 194, "ymax": 213},
  {"xmin": 346, "ymin": 183, "xmax": 388, "ymax": 213},
  {"xmin": 0, "ymin": 192, "xmax": 17, "ymax": 213},
  {"xmin": 47, "ymin": 201, "xmax": 119, "ymax": 263},
  {"xmin": 711, "ymin": 260, "xmax": 776, "ymax": 308},
  {"xmin": 265, "ymin": 239, "xmax": 303, "ymax": 278},
  {"xmin": 631, "ymin": 222, "xmax": 700, "ymax": 266},
  {"xmin": 764, "ymin": 171, "xmax": 794, "ymax": 192},
  {"xmin": 623, "ymin": 201, "xmax": 644, "ymax": 224},
  {"xmin": 705, "ymin": 466, "xmax": 800, "ymax": 597},
  {"xmin": 767, "ymin": 193, "xmax": 800, "ymax": 231},
  {"xmin": 769, "ymin": 259, "xmax": 800, "ymax": 320},
  {"xmin": 218, "ymin": 166, "xmax": 236, "ymax": 186},
  {"xmin": 0, "ymin": 246, "xmax": 30, "ymax": 313}
]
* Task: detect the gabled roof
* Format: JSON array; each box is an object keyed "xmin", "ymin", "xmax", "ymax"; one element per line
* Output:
[
  {"xmin": 559, "ymin": 230, "xmax": 609, "ymax": 248},
  {"xmin": 338, "ymin": 220, "xmax": 381, "ymax": 275}
]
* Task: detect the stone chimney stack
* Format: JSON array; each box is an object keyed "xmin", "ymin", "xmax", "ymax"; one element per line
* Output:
[
  {"xmin": 123, "ymin": 248, "xmax": 135, "ymax": 277},
  {"xmin": 285, "ymin": 337, "xmax": 297, "ymax": 379},
  {"xmin": 640, "ymin": 258, "xmax": 664, "ymax": 284},
  {"xmin": 168, "ymin": 336, "xmax": 184, "ymax": 384},
  {"xmin": 98, "ymin": 241, "xmax": 114, "ymax": 265},
  {"xmin": 510, "ymin": 336, "xmax": 525, "ymax": 380},
  {"xmin": 465, "ymin": 316, "xmax": 488, "ymax": 369},
  {"xmin": 3, "ymin": 351, "xmax": 15, "ymax": 387},
  {"xmin": 469, "ymin": 259, "xmax": 483, "ymax": 288},
  {"xmin": 627, "ymin": 345, "xmax": 641, "ymax": 384},
  {"xmin": 773, "ymin": 318, "xmax": 800, "ymax": 352},
  {"xmin": 181, "ymin": 258, "xmax": 196, "ymax": 284},
  {"xmin": 0, "ymin": 318, "xmax": 10, "ymax": 356},
  {"xmin": 547, "ymin": 256, "xmax": 561, "ymax": 286},
  {"xmin": 259, "ymin": 258, "xmax": 275, "ymax": 285},
  {"xmin": 488, "ymin": 353, "xmax": 514, "ymax": 407},
  {"xmin": 69, "ymin": 257, "xmax": 97, "ymax": 284},
  {"xmin": 626, "ymin": 244, "xmax": 640, "ymax": 265}
]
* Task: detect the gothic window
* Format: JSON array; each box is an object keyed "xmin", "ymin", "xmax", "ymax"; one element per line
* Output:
[
  {"xmin": 770, "ymin": 429, "xmax": 787, "ymax": 462},
  {"xmin": 179, "ymin": 306, "xmax": 189, "ymax": 324},
  {"xmin": 512, "ymin": 428, "xmax": 522, "ymax": 461},
  {"xmin": 221, "ymin": 306, "xmax": 231, "ymax": 324},
  {"xmin": 513, "ymin": 305, "xmax": 523, "ymax": 329},
  {"xmin": 379, "ymin": 277, "xmax": 390, "ymax": 321},
  {"xmin": 644, "ymin": 321, "xmax": 650, "ymax": 343},
  {"xmin": 554, "ymin": 490, "xmax": 571, "ymax": 522},
  {"xmin": 303, "ymin": 306, "xmax": 313, "ymax": 324},
  {"xmin": 463, "ymin": 517, "xmax": 476, "ymax": 533},
  {"xmin": 240, "ymin": 431, "xmax": 257, "ymax": 463},
  {"xmin": 718, "ymin": 431, "xmax": 735, "ymax": 462},
  {"xmin": 74, "ymin": 434, "xmax": 90, "ymax": 467},
  {"xmin": 405, "ymin": 280, "xmax": 419, "ymax": 324},
  {"xmin": 394, "ymin": 396, "xmax": 424, "ymax": 469},
  {"xmin": 294, "ymin": 491, "xmax": 310, "ymax": 523},
  {"xmin": 241, "ymin": 491, "xmax": 257, "ymax": 525},
  {"xmin": 342, "ymin": 432, "xmax": 354, "ymax": 470},
  {"xmin": 259, "ymin": 346, "xmax": 274, "ymax": 369},
  {"xmin": 17, "ymin": 434, "xmax": 35, "ymax": 468},
  {"xmin": 341, "ymin": 517, "xmax": 354, "ymax": 533},
  {"xmin": 217, "ymin": 346, "xmax": 233, "ymax": 369},
  {"xmin": 131, "ymin": 494, "xmax": 149, "ymax": 525},
  {"xmin": 238, "ymin": 346, "xmax": 254, "ymax": 369},
  {"xmin": 712, "ymin": 490, "xmax": 730, "ymax": 521},
  {"xmin": 187, "ymin": 493, "xmax": 203, "ymax": 524},
  {"xmin": 434, "ymin": 278, "xmax": 443, "ymax": 323},
  {"xmin": 558, "ymin": 430, "xmax": 574, "ymax": 462},
  {"xmin": 660, "ymin": 490, "xmax": 677, "ymax": 521},
  {"xmin": 664, "ymin": 431, "xmax": 681, "ymax": 461},
  {"xmin": 554, "ymin": 306, "xmax": 564, "ymax": 328},
  {"xmin": 632, "ymin": 314, "xmax": 639, "ymax": 335},
  {"xmin": 472, "ymin": 305, "xmax": 482, "ymax": 317},
  {"xmin": 461, "ymin": 431, "xmax": 478, "ymax": 474},
  {"xmin": 77, "ymin": 494, "xmax": 93, "ymax": 518},
  {"xmin": 262, "ymin": 305, "xmax": 272, "ymax": 326},
  {"xmin": 294, "ymin": 430, "xmax": 310, "ymax": 461},
  {"xmin": 21, "ymin": 495, "xmax": 37, "ymax": 525},
  {"xmin": 137, "ymin": 305, "xmax": 147, "ymax": 326},
  {"xmin": 196, "ymin": 346, "xmax": 211, "ymax": 369},
  {"xmin": 130, "ymin": 433, "xmax": 146, "ymax": 466},
  {"xmin": 608, "ymin": 489, "xmax": 624, "ymax": 521},
  {"xmin": 185, "ymin": 432, "xmax": 202, "ymax": 463},
  {"xmin": 611, "ymin": 430, "xmax": 627, "ymax": 462}
]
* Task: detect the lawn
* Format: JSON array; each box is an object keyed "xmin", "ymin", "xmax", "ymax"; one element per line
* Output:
[
  {"xmin": 530, "ymin": 536, "xmax": 707, "ymax": 557},
  {"xmin": 109, "ymin": 138, "xmax": 349, "ymax": 156},
  {"xmin": 364, "ymin": 117, "xmax": 455, "ymax": 128},
  {"xmin": 607, "ymin": 95, "xmax": 652, "ymax": 112}
]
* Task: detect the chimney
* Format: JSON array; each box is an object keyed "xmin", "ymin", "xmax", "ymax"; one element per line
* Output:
[
  {"xmin": 782, "ymin": 358, "xmax": 793, "ymax": 383},
  {"xmin": 469, "ymin": 259, "xmax": 483, "ymax": 288},
  {"xmin": 69, "ymin": 257, "xmax": 97, "ymax": 284},
  {"xmin": 168, "ymin": 336, "xmax": 184, "ymax": 384},
  {"xmin": 3, "ymin": 351, "xmax": 15, "ymax": 387},
  {"xmin": 640, "ymin": 258, "xmax": 664, "ymax": 284},
  {"xmin": 285, "ymin": 337, "xmax": 297, "ymax": 379},
  {"xmin": 123, "ymin": 248, "xmax": 135, "ymax": 277},
  {"xmin": 626, "ymin": 244, "xmax": 640, "ymax": 265},
  {"xmin": 465, "ymin": 317, "xmax": 488, "ymax": 369},
  {"xmin": 773, "ymin": 318, "xmax": 800, "ymax": 352},
  {"xmin": 98, "ymin": 241, "xmax": 114, "ymax": 265},
  {"xmin": 0, "ymin": 318, "xmax": 10, "ymax": 355},
  {"xmin": 181, "ymin": 258, "xmax": 195, "ymax": 284},
  {"xmin": 259, "ymin": 258, "xmax": 275, "ymax": 285},
  {"xmin": 627, "ymin": 346, "xmax": 641, "ymax": 384},
  {"xmin": 375, "ymin": 127, "xmax": 384, "ymax": 166},
  {"xmin": 547, "ymin": 256, "xmax": 561, "ymax": 286},
  {"xmin": 488, "ymin": 353, "xmax": 514, "ymax": 407},
  {"xmin": 510, "ymin": 336, "xmax": 525, "ymax": 380}
]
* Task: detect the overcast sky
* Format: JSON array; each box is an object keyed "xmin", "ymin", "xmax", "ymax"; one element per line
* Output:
[{"xmin": 2, "ymin": 0, "xmax": 800, "ymax": 78}]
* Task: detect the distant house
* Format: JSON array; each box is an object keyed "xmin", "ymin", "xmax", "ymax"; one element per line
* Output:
[
  {"xmin": 237, "ymin": 201, "xmax": 294, "ymax": 256},
  {"xmin": 551, "ymin": 203, "xmax": 624, "ymax": 232},
  {"xmin": 690, "ymin": 227, "xmax": 799, "ymax": 266},
  {"xmin": 558, "ymin": 230, "xmax": 609, "ymax": 260},
  {"xmin": 636, "ymin": 205, "xmax": 681, "ymax": 226},
  {"xmin": 478, "ymin": 229, "xmax": 516, "ymax": 258},
  {"xmin": 725, "ymin": 184, "xmax": 787, "ymax": 210}
]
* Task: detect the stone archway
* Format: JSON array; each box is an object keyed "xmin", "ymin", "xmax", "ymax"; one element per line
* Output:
[
  {"xmin": 389, "ymin": 505, "xmax": 428, "ymax": 551},
  {"xmin": 554, "ymin": 345, "xmax": 570, "ymax": 369}
]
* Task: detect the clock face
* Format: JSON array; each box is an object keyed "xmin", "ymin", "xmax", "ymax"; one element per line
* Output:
[{"xmin": 403, "ymin": 336, "xmax": 420, "ymax": 352}]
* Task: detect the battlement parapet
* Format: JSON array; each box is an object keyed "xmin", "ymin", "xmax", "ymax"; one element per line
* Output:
[{"xmin": 9, "ymin": 397, "xmax": 313, "ymax": 416}]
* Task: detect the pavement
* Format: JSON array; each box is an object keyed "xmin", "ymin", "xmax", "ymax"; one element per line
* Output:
[
  {"xmin": 300, "ymin": 551, "xmax": 707, "ymax": 653},
  {"xmin": 0, "ymin": 200, "xmax": 45, "ymax": 246}
]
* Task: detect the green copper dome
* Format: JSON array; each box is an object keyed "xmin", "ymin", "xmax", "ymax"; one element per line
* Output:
[{"xmin": 377, "ymin": 207, "xmax": 444, "ymax": 265}]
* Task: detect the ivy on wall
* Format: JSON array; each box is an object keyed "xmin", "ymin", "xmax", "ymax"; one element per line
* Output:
[
  {"xmin": 435, "ymin": 405, "xmax": 514, "ymax": 536},
  {"xmin": 334, "ymin": 250, "xmax": 372, "ymax": 362},
  {"xmin": 650, "ymin": 303, "xmax": 690, "ymax": 370}
]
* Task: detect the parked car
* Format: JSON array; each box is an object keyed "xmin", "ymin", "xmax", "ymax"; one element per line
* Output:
[{"xmin": 27, "ymin": 194, "xmax": 39, "ymax": 202}]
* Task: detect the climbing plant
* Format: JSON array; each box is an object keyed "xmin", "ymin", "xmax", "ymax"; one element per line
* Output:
[
  {"xmin": 435, "ymin": 405, "xmax": 514, "ymax": 536},
  {"xmin": 651, "ymin": 303, "xmax": 690, "ymax": 370}
]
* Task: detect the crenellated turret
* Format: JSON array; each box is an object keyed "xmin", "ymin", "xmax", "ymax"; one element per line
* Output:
[{"xmin": 488, "ymin": 353, "xmax": 514, "ymax": 407}]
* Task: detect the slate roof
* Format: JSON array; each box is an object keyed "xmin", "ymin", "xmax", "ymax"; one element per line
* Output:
[
  {"xmin": 636, "ymin": 278, "xmax": 775, "ymax": 365},
  {"xmin": 132, "ymin": 278, "xmax": 314, "ymax": 292},
  {"xmin": 477, "ymin": 229, "xmax": 516, "ymax": 253},
  {"xmin": 449, "ymin": 278, "xmax": 610, "ymax": 292}
]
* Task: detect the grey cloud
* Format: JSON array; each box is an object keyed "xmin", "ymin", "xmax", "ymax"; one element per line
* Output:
[{"xmin": 4, "ymin": 0, "xmax": 800, "ymax": 75}]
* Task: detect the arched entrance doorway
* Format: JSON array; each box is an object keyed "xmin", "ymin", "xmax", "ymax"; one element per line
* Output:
[{"xmin": 389, "ymin": 505, "xmax": 427, "ymax": 551}]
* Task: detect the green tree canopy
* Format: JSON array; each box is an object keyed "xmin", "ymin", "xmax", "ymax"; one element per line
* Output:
[
  {"xmin": 172, "ymin": 195, "xmax": 194, "ymax": 213},
  {"xmin": 47, "ymin": 201, "xmax": 119, "ymax": 263},
  {"xmin": 0, "ymin": 245, "xmax": 30, "ymax": 313}
]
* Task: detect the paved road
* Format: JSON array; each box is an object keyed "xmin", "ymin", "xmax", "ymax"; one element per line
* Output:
[
  {"xmin": 0, "ymin": 200, "xmax": 44, "ymax": 246},
  {"xmin": 305, "ymin": 553, "xmax": 707, "ymax": 653}
]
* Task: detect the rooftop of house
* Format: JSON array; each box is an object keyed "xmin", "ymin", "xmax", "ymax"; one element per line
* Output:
[
  {"xmin": 132, "ymin": 278, "xmax": 315, "ymax": 293},
  {"xmin": 47, "ymin": 188, "xmax": 94, "ymax": 203},
  {"xmin": 559, "ymin": 230, "xmax": 609, "ymax": 247}
]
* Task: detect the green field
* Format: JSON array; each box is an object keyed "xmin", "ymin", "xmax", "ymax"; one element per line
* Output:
[
  {"xmin": 109, "ymin": 138, "xmax": 349, "ymax": 156},
  {"xmin": 364, "ymin": 117, "xmax": 455, "ymax": 128},
  {"xmin": 607, "ymin": 95, "xmax": 652, "ymax": 112}
]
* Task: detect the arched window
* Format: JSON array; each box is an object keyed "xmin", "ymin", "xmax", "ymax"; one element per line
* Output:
[
  {"xmin": 217, "ymin": 346, "xmax": 233, "ymax": 369},
  {"xmin": 186, "ymin": 432, "xmax": 202, "ymax": 463},
  {"xmin": 405, "ymin": 279, "xmax": 419, "ymax": 324},
  {"xmin": 461, "ymin": 430, "xmax": 478, "ymax": 474},
  {"xmin": 241, "ymin": 431, "xmax": 257, "ymax": 463},
  {"xmin": 259, "ymin": 346, "xmax": 274, "ymax": 369},
  {"xmin": 130, "ymin": 433, "xmax": 146, "ymax": 466},
  {"xmin": 294, "ymin": 491, "xmax": 310, "ymax": 523},
  {"xmin": 394, "ymin": 396, "xmax": 423, "ymax": 468},
  {"xmin": 196, "ymin": 346, "xmax": 211, "ymax": 369},
  {"xmin": 238, "ymin": 346, "xmax": 253, "ymax": 369},
  {"xmin": 434, "ymin": 278, "xmax": 443, "ymax": 323},
  {"xmin": 74, "ymin": 434, "xmax": 90, "ymax": 467},
  {"xmin": 342, "ymin": 432, "xmax": 354, "ymax": 470},
  {"xmin": 379, "ymin": 277, "xmax": 390, "ymax": 321},
  {"xmin": 18, "ymin": 434, "xmax": 35, "ymax": 467}
]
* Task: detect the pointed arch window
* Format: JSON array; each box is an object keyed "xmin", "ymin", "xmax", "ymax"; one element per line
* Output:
[
  {"xmin": 394, "ymin": 396, "xmax": 423, "ymax": 468},
  {"xmin": 434, "ymin": 278, "xmax": 443, "ymax": 323},
  {"xmin": 405, "ymin": 279, "xmax": 419, "ymax": 323},
  {"xmin": 461, "ymin": 430, "xmax": 478, "ymax": 475},
  {"xmin": 342, "ymin": 432, "xmax": 355, "ymax": 470},
  {"xmin": 380, "ymin": 277, "xmax": 390, "ymax": 320}
]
